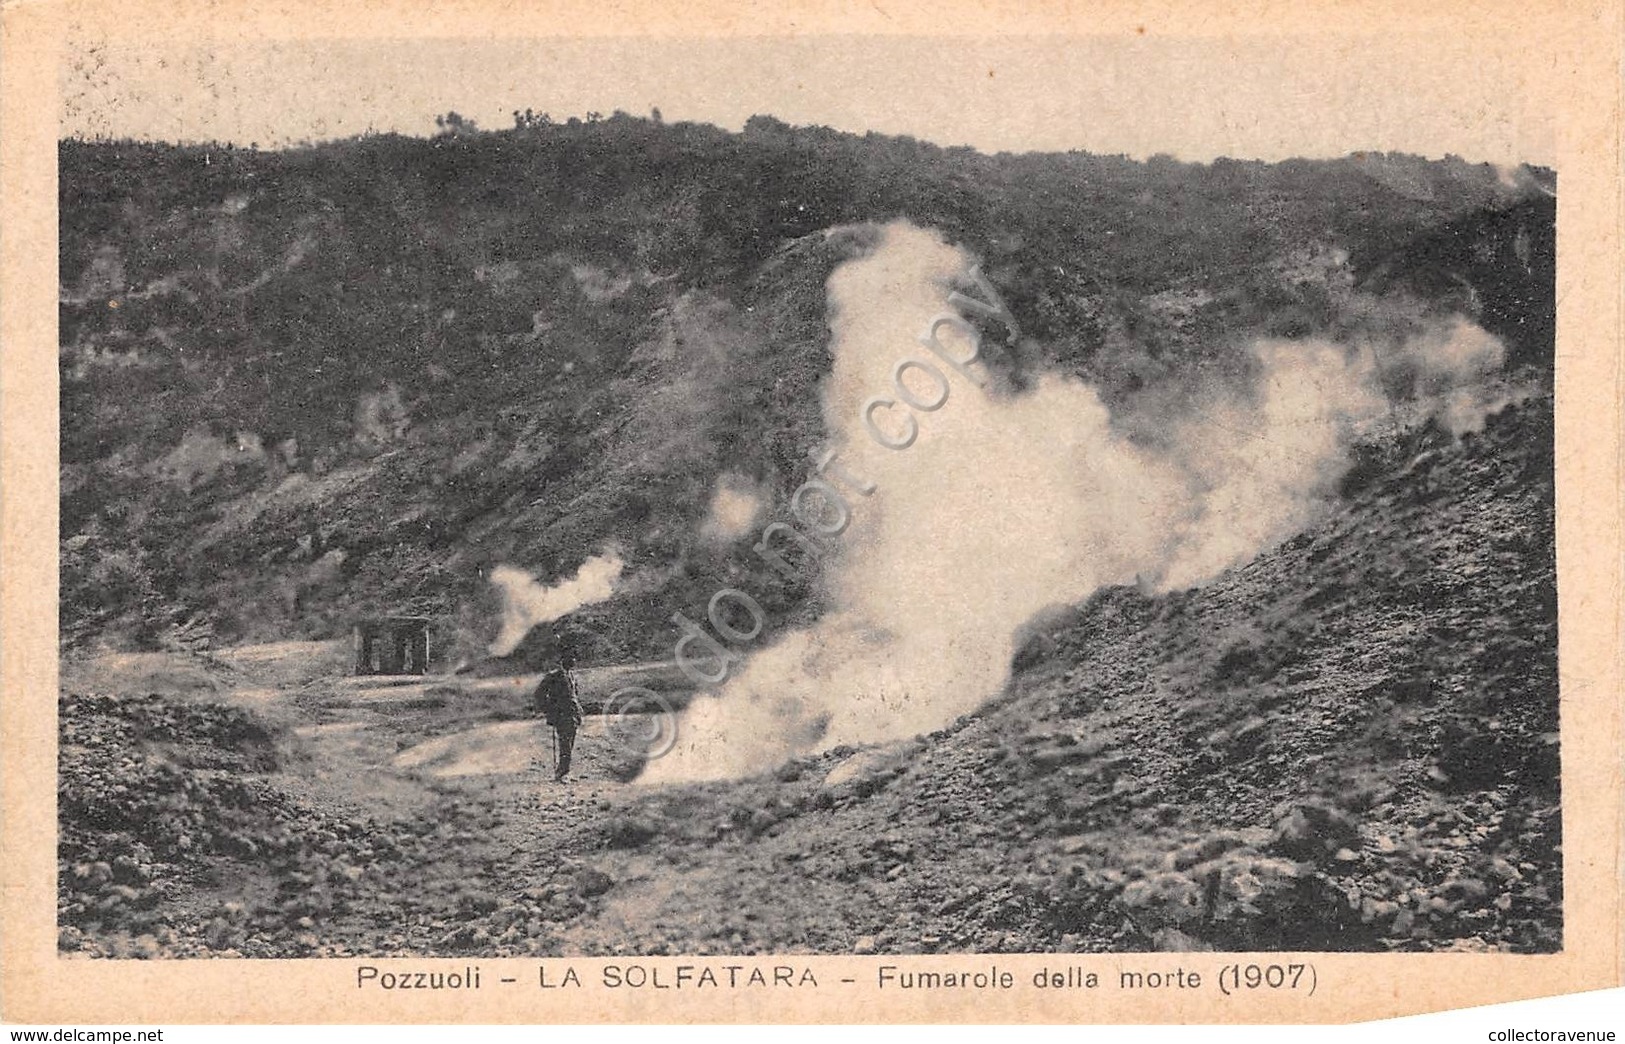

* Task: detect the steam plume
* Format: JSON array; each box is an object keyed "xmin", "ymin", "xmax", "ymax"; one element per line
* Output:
[
  {"xmin": 487, "ymin": 552, "xmax": 624, "ymax": 656},
  {"xmin": 643, "ymin": 221, "xmax": 1509, "ymax": 782},
  {"xmin": 700, "ymin": 476, "xmax": 766, "ymax": 544}
]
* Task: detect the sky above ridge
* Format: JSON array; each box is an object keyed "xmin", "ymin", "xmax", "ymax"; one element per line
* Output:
[{"xmin": 60, "ymin": 34, "xmax": 1553, "ymax": 165}]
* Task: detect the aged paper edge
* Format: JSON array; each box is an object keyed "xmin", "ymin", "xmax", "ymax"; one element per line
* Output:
[{"xmin": 2, "ymin": 0, "xmax": 1621, "ymax": 1025}]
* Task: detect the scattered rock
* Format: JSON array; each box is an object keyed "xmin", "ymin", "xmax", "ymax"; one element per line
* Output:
[{"xmin": 575, "ymin": 869, "xmax": 614, "ymax": 898}]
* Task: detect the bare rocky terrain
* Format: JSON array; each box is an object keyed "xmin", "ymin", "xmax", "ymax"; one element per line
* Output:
[
  {"xmin": 56, "ymin": 117, "xmax": 1559, "ymax": 959},
  {"xmin": 58, "ymin": 394, "xmax": 1558, "ymax": 957}
]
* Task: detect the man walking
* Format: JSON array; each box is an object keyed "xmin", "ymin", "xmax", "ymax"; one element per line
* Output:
[{"xmin": 532, "ymin": 640, "xmax": 584, "ymax": 782}]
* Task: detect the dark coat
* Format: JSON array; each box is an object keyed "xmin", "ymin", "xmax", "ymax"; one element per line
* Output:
[{"xmin": 533, "ymin": 668, "xmax": 583, "ymax": 729}]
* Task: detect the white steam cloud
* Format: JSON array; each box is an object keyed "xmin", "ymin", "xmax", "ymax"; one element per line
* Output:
[
  {"xmin": 700, "ymin": 476, "xmax": 766, "ymax": 544},
  {"xmin": 487, "ymin": 552, "xmax": 625, "ymax": 656},
  {"xmin": 643, "ymin": 221, "xmax": 1510, "ymax": 782}
]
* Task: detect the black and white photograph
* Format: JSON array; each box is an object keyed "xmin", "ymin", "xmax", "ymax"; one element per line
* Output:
[{"xmin": 38, "ymin": 19, "xmax": 1576, "ymax": 978}]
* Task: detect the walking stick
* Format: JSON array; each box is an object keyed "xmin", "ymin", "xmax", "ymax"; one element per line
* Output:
[{"xmin": 550, "ymin": 726, "xmax": 558, "ymax": 778}]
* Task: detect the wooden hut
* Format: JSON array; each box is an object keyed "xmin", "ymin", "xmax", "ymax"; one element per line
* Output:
[{"xmin": 353, "ymin": 616, "xmax": 431, "ymax": 675}]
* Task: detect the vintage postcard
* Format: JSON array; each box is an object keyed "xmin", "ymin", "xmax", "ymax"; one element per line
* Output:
[{"xmin": 2, "ymin": 0, "xmax": 1621, "ymax": 1027}]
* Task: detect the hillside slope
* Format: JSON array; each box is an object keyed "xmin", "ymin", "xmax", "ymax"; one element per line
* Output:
[
  {"xmin": 559, "ymin": 394, "xmax": 1559, "ymax": 955},
  {"xmin": 58, "ymin": 119, "xmax": 1550, "ymax": 666},
  {"xmin": 59, "ymin": 393, "xmax": 1558, "ymax": 956}
]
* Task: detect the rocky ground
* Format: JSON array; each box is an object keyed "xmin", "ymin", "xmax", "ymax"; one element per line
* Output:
[{"xmin": 57, "ymin": 398, "xmax": 1560, "ymax": 958}]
